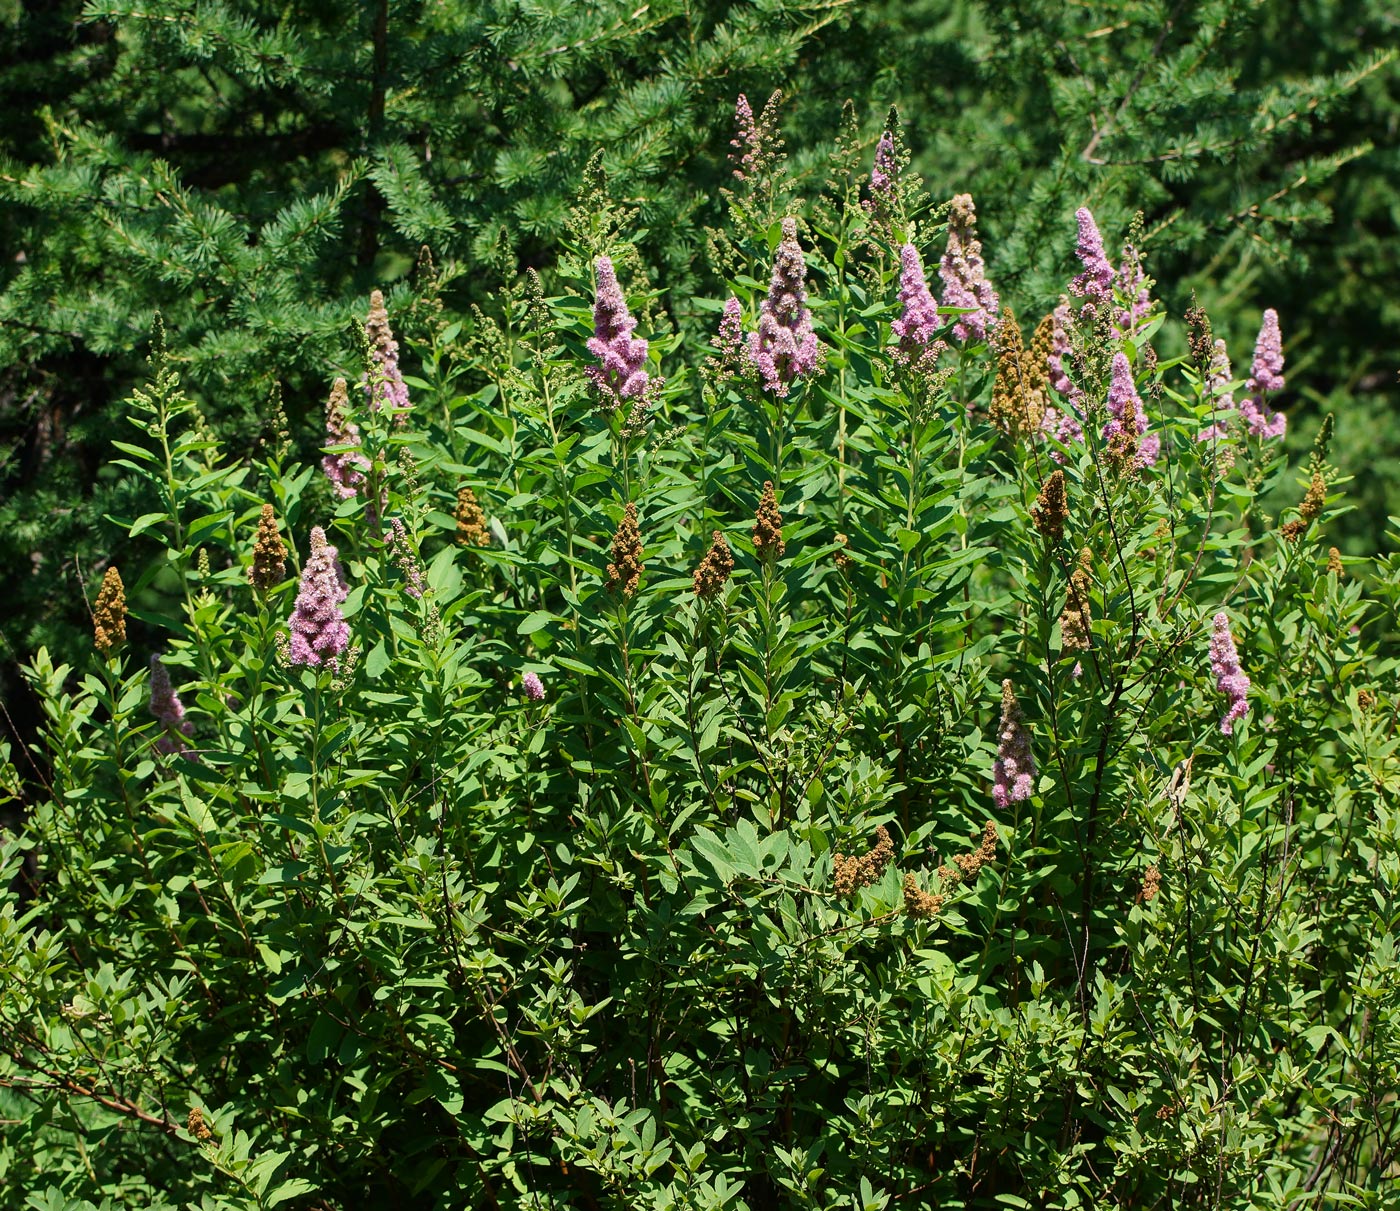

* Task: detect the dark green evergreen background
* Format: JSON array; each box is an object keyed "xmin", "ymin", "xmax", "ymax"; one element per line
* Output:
[{"xmin": 1, "ymin": 0, "xmax": 1397, "ymax": 675}]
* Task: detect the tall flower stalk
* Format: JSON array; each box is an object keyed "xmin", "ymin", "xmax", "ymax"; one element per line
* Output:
[
  {"xmin": 288, "ymin": 527, "xmax": 351, "ymax": 669},
  {"xmin": 363, "ymin": 289, "xmax": 410, "ymax": 423},
  {"xmin": 747, "ymin": 217, "xmax": 820, "ymax": 398},
  {"xmin": 939, "ymin": 193, "xmax": 999, "ymax": 342}
]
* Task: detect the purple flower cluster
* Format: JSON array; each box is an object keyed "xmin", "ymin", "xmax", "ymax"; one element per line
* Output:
[
  {"xmin": 866, "ymin": 130, "xmax": 898, "ymax": 219},
  {"xmin": 1040, "ymin": 300, "xmax": 1084, "ymax": 459},
  {"xmin": 289, "ymin": 527, "xmax": 351, "ymax": 668},
  {"xmin": 891, "ymin": 244, "xmax": 942, "ymax": 352},
  {"xmin": 1209, "ymin": 611, "xmax": 1250, "ymax": 734},
  {"xmin": 363, "ymin": 290, "xmax": 410, "ymax": 421},
  {"xmin": 586, "ymin": 256, "xmax": 651, "ymax": 404},
  {"xmin": 148, "ymin": 655, "xmax": 194, "ymax": 756},
  {"xmin": 747, "ymin": 218, "xmax": 821, "ymax": 396},
  {"xmin": 1207, "ymin": 339, "xmax": 1235, "ymax": 410},
  {"xmin": 1069, "ymin": 208, "xmax": 1115, "ymax": 308},
  {"xmin": 323, "ymin": 378, "xmax": 369, "ymax": 501},
  {"xmin": 1195, "ymin": 339, "xmax": 1237, "ymax": 444},
  {"xmin": 1112, "ymin": 243, "xmax": 1152, "ymax": 339},
  {"xmin": 1238, "ymin": 309, "xmax": 1287, "ymax": 440},
  {"xmin": 1103, "ymin": 352, "xmax": 1160, "ymax": 467},
  {"xmin": 1047, "ymin": 299, "xmax": 1080, "ymax": 406},
  {"xmin": 939, "ymin": 193, "xmax": 999, "ymax": 342},
  {"xmin": 522, "ymin": 671, "xmax": 545, "ymax": 701},
  {"xmin": 716, "ymin": 296, "xmax": 745, "ymax": 355},
  {"xmin": 992, "ymin": 679, "xmax": 1035, "ymax": 809},
  {"xmin": 730, "ymin": 95, "xmax": 759, "ymax": 181}
]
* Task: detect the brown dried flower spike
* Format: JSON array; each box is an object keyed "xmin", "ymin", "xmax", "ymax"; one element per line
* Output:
[
  {"xmin": 989, "ymin": 308, "xmax": 1045, "ymax": 441},
  {"xmin": 937, "ymin": 821, "xmax": 999, "ymax": 884},
  {"xmin": 606, "ymin": 502, "xmax": 644, "ymax": 598},
  {"xmin": 247, "ymin": 504, "xmax": 287, "ymax": 592},
  {"xmin": 187, "ymin": 1107, "xmax": 213, "ymax": 1142},
  {"xmin": 454, "ymin": 486, "xmax": 490, "ymax": 548},
  {"xmin": 92, "ymin": 566, "xmax": 127, "ymax": 653},
  {"xmin": 1137, "ymin": 864, "xmax": 1162, "ymax": 904},
  {"xmin": 833, "ymin": 825, "xmax": 894, "ymax": 898},
  {"xmin": 693, "ymin": 531, "xmax": 734, "ymax": 599},
  {"xmin": 902, "ymin": 873, "xmax": 943, "ymax": 920},
  {"xmin": 1059, "ymin": 547, "xmax": 1094, "ymax": 653},
  {"xmin": 752, "ymin": 481, "xmax": 785, "ymax": 563},
  {"xmin": 1031, "ymin": 470, "xmax": 1068, "ymax": 541},
  {"xmin": 1281, "ymin": 470, "xmax": 1326, "ymax": 542}
]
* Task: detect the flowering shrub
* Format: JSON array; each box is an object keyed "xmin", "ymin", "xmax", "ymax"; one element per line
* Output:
[{"xmin": 2, "ymin": 106, "xmax": 1399, "ymax": 1211}]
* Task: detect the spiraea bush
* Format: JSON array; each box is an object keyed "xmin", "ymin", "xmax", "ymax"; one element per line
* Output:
[{"xmin": 2, "ymin": 102, "xmax": 1398, "ymax": 1210}]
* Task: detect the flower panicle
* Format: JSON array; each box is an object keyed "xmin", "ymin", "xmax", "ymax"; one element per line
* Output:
[
  {"xmin": 1112, "ymin": 240, "xmax": 1152, "ymax": 339},
  {"xmin": 1209, "ymin": 611, "xmax": 1250, "ymax": 735},
  {"xmin": 1239, "ymin": 309, "xmax": 1286, "ymax": 440},
  {"xmin": 454, "ymin": 486, "xmax": 490, "ymax": 548},
  {"xmin": 833, "ymin": 826, "xmax": 894, "ymax": 897},
  {"xmin": 362, "ymin": 290, "xmax": 410, "ymax": 422},
  {"xmin": 606, "ymin": 503, "xmax": 644, "ymax": 598},
  {"xmin": 864, "ymin": 126, "xmax": 899, "ymax": 222},
  {"xmin": 93, "ymin": 566, "xmax": 127, "ymax": 654},
  {"xmin": 248, "ymin": 504, "xmax": 287, "ymax": 592},
  {"xmin": 891, "ymin": 244, "xmax": 941, "ymax": 352},
  {"xmin": 992, "ymin": 680, "xmax": 1034, "ymax": 808},
  {"xmin": 323, "ymin": 377, "xmax": 369, "ymax": 501},
  {"xmin": 148, "ymin": 654, "xmax": 194, "ymax": 755},
  {"xmin": 752, "ymin": 482, "xmax": 785, "ymax": 563},
  {"xmin": 1103, "ymin": 352, "xmax": 1160, "ymax": 469},
  {"xmin": 989, "ymin": 308, "xmax": 1045, "ymax": 440},
  {"xmin": 693, "ymin": 530, "xmax": 735, "ymax": 599},
  {"xmin": 747, "ymin": 218, "xmax": 821, "ymax": 396},
  {"xmin": 729, "ymin": 90, "xmax": 783, "ymax": 184},
  {"xmin": 586, "ymin": 256, "xmax": 653, "ymax": 407},
  {"xmin": 1031, "ymin": 470, "xmax": 1068, "ymax": 541},
  {"xmin": 938, "ymin": 193, "xmax": 999, "ymax": 342},
  {"xmin": 1070, "ymin": 207, "xmax": 1114, "ymax": 307},
  {"xmin": 288, "ymin": 526, "xmax": 351, "ymax": 668}
]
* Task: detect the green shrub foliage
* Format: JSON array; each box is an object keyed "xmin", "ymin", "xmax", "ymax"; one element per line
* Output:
[
  {"xmin": 2, "ymin": 0, "xmax": 1398, "ymax": 671},
  {"xmin": 3, "ymin": 114, "xmax": 1400, "ymax": 1210}
]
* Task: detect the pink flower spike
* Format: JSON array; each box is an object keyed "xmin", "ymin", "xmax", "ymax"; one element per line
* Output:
[
  {"xmin": 992, "ymin": 680, "xmax": 1035, "ymax": 809},
  {"xmin": 522, "ymin": 671, "xmax": 545, "ymax": 701},
  {"xmin": 746, "ymin": 218, "xmax": 821, "ymax": 396},
  {"xmin": 1070, "ymin": 207, "xmax": 1114, "ymax": 306},
  {"xmin": 1102, "ymin": 351, "xmax": 1158, "ymax": 467},
  {"xmin": 288, "ymin": 526, "xmax": 351, "ymax": 668},
  {"xmin": 865, "ymin": 129, "xmax": 898, "ymax": 219},
  {"xmin": 586, "ymin": 256, "xmax": 651, "ymax": 406},
  {"xmin": 322, "ymin": 378, "xmax": 369, "ymax": 501},
  {"xmin": 938, "ymin": 193, "xmax": 999, "ymax": 342},
  {"xmin": 1112, "ymin": 242, "xmax": 1152, "ymax": 339},
  {"xmin": 730, "ymin": 94, "xmax": 758, "ymax": 181},
  {"xmin": 1239, "ymin": 310, "xmax": 1287, "ymax": 439},
  {"xmin": 148, "ymin": 655, "xmax": 194, "ymax": 755},
  {"xmin": 362, "ymin": 290, "xmax": 411, "ymax": 423},
  {"xmin": 1249, "ymin": 309, "xmax": 1285, "ymax": 393},
  {"xmin": 1209, "ymin": 611, "xmax": 1250, "ymax": 735},
  {"xmin": 891, "ymin": 244, "xmax": 941, "ymax": 351}
]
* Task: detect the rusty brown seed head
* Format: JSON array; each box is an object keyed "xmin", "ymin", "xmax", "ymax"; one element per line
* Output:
[
  {"xmin": 454, "ymin": 486, "xmax": 490, "ymax": 548},
  {"xmin": 606, "ymin": 502, "xmax": 644, "ymax": 598},
  {"xmin": 752, "ymin": 481, "xmax": 785, "ymax": 563},
  {"xmin": 248, "ymin": 504, "xmax": 287, "ymax": 592},
  {"xmin": 93, "ymin": 566, "xmax": 127, "ymax": 653},
  {"xmin": 1031, "ymin": 470, "xmax": 1068, "ymax": 541},
  {"xmin": 693, "ymin": 530, "xmax": 735, "ymax": 599}
]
